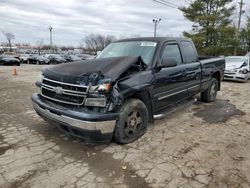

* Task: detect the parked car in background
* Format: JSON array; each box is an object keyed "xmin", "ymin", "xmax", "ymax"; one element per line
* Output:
[
  {"xmin": 27, "ymin": 54, "xmax": 49, "ymax": 65},
  {"xmin": 77, "ymin": 54, "xmax": 95, "ymax": 60},
  {"xmin": 63, "ymin": 54, "xmax": 82, "ymax": 62},
  {"xmin": 45, "ymin": 54, "xmax": 66, "ymax": 64},
  {"xmin": 20, "ymin": 54, "xmax": 30, "ymax": 63},
  {"xmin": 246, "ymin": 52, "xmax": 250, "ymax": 57},
  {"xmin": 0, "ymin": 55, "xmax": 20, "ymax": 66},
  {"xmin": 62, "ymin": 54, "xmax": 71, "ymax": 62},
  {"xmin": 3, "ymin": 52, "xmax": 20, "ymax": 60},
  {"xmin": 224, "ymin": 56, "xmax": 250, "ymax": 82}
]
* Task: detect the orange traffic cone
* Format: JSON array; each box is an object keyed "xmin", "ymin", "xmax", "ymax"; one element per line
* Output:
[{"xmin": 13, "ymin": 68, "xmax": 18, "ymax": 76}]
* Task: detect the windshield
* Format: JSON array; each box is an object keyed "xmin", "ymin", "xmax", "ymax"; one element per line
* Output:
[
  {"xmin": 96, "ymin": 41, "xmax": 157, "ymax": 65},
  {"xmin": 225, "ymin": 57, "xmax": 248, "ymax": 64}
]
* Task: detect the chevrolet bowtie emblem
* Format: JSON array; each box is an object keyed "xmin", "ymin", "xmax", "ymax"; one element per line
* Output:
[{"xmin": 54, "ymin": 87, "xmax": 64, "ymax": 94}]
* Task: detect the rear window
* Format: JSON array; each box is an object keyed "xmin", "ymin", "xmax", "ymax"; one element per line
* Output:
[{"xmin": 181, "ymin": 41, "xmax": 197, "ymax": 63}]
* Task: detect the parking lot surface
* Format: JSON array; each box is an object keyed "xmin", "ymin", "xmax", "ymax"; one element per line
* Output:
[{"xmin": 0, "ymin": 65, "xmax": 250, "ymax": 188}]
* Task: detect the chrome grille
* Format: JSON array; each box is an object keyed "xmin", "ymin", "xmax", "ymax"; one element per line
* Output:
[{"xmin": 41, "ymin": 77, "xmax": 88, "ymax": 105}]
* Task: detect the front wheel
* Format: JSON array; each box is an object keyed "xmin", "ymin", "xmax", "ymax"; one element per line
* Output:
[
  {"xmin": 114, "ymin": 99, "xmax": 148, "ymax": 144},
  {"xmin": 201, "ymin": 78, "xmax": 219, "ymax": 102}
]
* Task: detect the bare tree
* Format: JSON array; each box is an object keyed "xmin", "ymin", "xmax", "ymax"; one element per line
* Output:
[
  {"xmin": 85, "ymin": 34, "xmax": 116, "ymax": 52},
  {"xmin": 36, "ymin": 39, "xmax": 44, "ymax": 55},
  {"xmin": 2, "ymin": 31, "xmax": 15, "ymax": 52}
]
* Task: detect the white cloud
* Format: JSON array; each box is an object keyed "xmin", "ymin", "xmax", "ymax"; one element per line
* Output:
[{"xmin": 0, "ymin": 0, "xmax": 248, "ymax": 46}]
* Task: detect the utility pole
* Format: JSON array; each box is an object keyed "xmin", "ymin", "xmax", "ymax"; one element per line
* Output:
[
  {"xmin": 234, "ymin": 0, "xmax": 244, "ymax": 55},
  {"xmin": 49, "ymin": 26, "xmax": 53, "ymax": 50},
  {"xmin": 153, "ymin": 18, "xmax": 161, "ymax": 37}
]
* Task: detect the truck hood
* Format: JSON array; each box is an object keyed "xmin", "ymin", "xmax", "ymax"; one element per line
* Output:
[{"xmin": 43, "ymin": 56, "xmax": 147, "ymax": 85}]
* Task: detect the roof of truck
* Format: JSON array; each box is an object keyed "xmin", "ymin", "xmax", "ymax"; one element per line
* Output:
[{"xmin": 116, "ymin": 37, "xmax": 191, "ymax": 43}]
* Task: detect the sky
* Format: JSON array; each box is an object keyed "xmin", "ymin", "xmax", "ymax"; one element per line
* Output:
[{"xmin": 0, "ymin": 0, "xmax": 249, "ymax": 46}]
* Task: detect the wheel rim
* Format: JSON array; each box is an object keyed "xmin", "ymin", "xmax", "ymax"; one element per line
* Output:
[
  {"xmin": 124, "ymin": 110, "xmax": 143, "ymax": 138},
  {"xmin": 210, "ymin": 82, "xmax": 217, "ymax": 98}
]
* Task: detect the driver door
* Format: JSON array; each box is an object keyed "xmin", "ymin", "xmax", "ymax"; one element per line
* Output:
[{"xmin": 153, "ymin": 42, "xmax": 189, "ymax": 111}]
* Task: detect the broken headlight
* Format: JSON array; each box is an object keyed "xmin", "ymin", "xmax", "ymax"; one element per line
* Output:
[
  {"xmin": 89, "ymin": 83, "xmax": 112, "ymax": 93},
  {"xmin": 88, "ymin": 76, "xmax": 112, "ymax": 93},
  {"xmin": 239, "ymin": 69, "xmax": 248, "ymax": 74}
]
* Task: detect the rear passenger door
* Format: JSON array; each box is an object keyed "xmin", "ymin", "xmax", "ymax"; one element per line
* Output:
[
  {"xmin": 153, "ymin": 42, "xmax": 189, "ymax": 111},
  {"xmin": 180, "ymin": 41, "xmax": 202, "ymax": 96}
]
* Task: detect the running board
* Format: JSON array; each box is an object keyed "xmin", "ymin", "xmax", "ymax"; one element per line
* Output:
[{"xmin": 153, "ymin": 98, "xmax": 197, "ymax": 120}]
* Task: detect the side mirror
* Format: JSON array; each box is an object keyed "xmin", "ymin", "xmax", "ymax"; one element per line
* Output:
[{"xmin": 159, "ymin": 57, "xmax": 178, "ymax": 68}]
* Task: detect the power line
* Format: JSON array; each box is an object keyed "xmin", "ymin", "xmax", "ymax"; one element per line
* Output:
[
  {"xmin": 152, "ymin": 0, "xmax": 179, "ymax": 9},
  {"xmin": 160, "ymin": 0, "xmax": 179, "ymax": 8}
]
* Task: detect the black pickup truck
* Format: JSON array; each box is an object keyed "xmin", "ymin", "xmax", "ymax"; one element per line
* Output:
[{"xmin": 32, "ymin": 37, "xmax": 225, "ymax": 144}]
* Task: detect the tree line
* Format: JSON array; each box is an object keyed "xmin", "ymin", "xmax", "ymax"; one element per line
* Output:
[{"xmin": 0, "ymin": 32, "xmax": 116, "ymax": 55}]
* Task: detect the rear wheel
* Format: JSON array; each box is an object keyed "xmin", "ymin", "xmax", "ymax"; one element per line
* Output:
[
  {"xmin": 114, "ymin": 99, "xmax": 148, "ymax": 144},
  {"xmin": 201, "ymin": 78, "xmax": 219, "ymax": 102}
]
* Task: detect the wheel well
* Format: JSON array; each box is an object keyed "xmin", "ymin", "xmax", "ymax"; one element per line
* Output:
[
  {"xmin": 127, "ymin": 91, "xmax": 153, "ymax": 123},
  {"xmin": 212, "ymin": 71, "xmax": 221, "ymax": 90}
]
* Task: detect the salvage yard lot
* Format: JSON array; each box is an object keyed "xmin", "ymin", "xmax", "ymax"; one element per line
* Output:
[{"xmin": 0, "ymin": 65, "xmax": 250, "ymax": 188}]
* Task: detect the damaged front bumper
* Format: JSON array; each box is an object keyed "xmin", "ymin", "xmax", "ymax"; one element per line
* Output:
[
  {"xmin": 31, "ymin": 93, "xmax": 119, "ymax": 143},
  {"xmin": 223, "ymin": 71, "xmax": 249, "ymax": 82}
]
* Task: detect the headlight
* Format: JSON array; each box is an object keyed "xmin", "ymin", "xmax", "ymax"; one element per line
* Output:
[
  {"xmin": 85, "ymin": 98, "xmax": 107, "ymax": 107},
  {"xmin": 89, "ymin": 83, "xmax": 112, "ymax": 93},
  {"xmin": 239, "ymin": 69, "xmax": 248, "ymax": 74}
]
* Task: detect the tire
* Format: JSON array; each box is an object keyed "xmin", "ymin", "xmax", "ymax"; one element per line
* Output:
[
  {"xmin": 113, "ymin": 99, "xmax": 148, "ymax": 144},
  {"xmin": 201, "ymin": 78, "xmax": 219, "ymax": 102}
]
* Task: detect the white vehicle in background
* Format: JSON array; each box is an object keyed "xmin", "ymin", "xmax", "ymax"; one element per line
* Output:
[
  {"xmin": 224, "ymin": 56, "xmax": 250, "ymax": 82},
  {"xmin": 20, "ymin": 54, "xmax": 30, "ymax": 63},
  {"xmin": 246, "ymin": 52, "xmax": 250, "ymax": 57}
]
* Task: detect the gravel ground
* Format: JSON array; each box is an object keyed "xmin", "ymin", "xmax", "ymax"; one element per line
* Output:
[{"xmin": 0, "ymin": 64, "xmax": 250, "ymax": 188}]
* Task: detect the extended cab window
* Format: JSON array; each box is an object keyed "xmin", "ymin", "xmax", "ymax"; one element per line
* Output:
[
  {"xmin": 181, "ymin": 41, "xmax": 197, "ymax": 63},
  {"xmin": 161, "ymin": 44, "xmax": 182, "ymax": 65}
]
